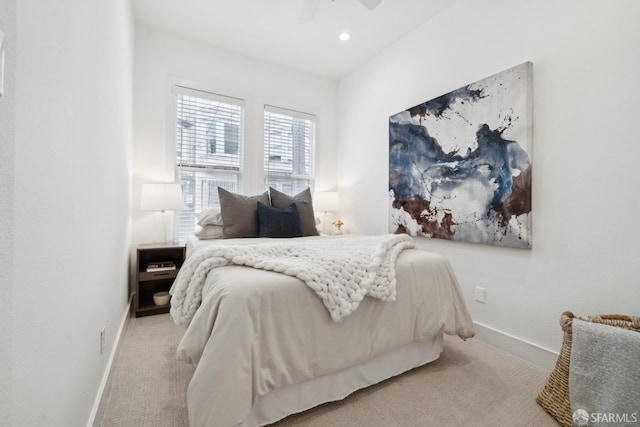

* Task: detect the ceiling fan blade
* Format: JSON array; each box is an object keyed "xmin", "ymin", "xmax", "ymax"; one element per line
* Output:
[
  {"xmin": 300, "ymin": 0, "xmax": 321, "ymax": 21},
  {"xmin": 358, "ymin": 0, "xmax": 383, "ymax": 11}
]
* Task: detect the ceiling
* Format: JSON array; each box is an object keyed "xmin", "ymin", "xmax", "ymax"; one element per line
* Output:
[{"xmin": 132, "ymin": 0, "xmax": 457, "ymax": 80}]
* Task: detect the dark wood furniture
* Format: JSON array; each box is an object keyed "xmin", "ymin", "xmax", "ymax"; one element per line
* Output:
[{"xmin": 135, "ymin": 243, "xmax": 186, "ymax": 317}]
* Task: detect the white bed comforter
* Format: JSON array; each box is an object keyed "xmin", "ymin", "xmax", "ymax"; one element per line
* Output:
[{"xmin": 174, "ymin": 235, "xmax": 475, "ymax": 427}]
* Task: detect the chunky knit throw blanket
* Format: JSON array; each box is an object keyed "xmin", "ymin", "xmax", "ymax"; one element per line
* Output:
[{"xmin": 170, "ymin": 234, "xmax": 415, "ymax": 325}]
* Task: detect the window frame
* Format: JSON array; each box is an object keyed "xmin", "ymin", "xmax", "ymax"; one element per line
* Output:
[
  {"xmin": 263, "ymin": 104, "xmax": 316, "ymax": 196},
  {"xmin": 173, "ymin": 85, "xmax": 245, "ymax": 244}
]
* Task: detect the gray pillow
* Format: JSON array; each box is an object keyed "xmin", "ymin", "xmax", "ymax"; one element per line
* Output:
[
  {"xmin": 218, "ymin": 188, "xmax": 270, "ymax": 238},
  {"xmin": 269, "ymin": 187, "xmax": 319, "ymax": 236}
]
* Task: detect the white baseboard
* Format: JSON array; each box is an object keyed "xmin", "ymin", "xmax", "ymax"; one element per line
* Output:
[
  {"xmin": 472, "ymin": 321, "xmax": 558, "ymax": 371},
  {"xmin": 87, "ymin": 301, "xmax": 131, "ymax": 427}
]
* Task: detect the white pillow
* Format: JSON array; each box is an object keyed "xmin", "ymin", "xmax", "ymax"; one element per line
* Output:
[
  {"xmin": 196, "ymin": 208, "xmax": 223, "ymax": 226},
  {"xmin": 194, "ymin": 225, "xmax": 224, "ymax": 240}
]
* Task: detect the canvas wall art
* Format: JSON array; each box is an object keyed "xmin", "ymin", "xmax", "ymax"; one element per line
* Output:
[{"xmin": 389, "ymin": 62, "xmax": 532, "ymax": 248}]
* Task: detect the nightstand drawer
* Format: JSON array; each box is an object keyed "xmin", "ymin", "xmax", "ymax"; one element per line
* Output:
[{"xmin": 139, "ymin": 270, "xmax": 178, "ymax": 281}]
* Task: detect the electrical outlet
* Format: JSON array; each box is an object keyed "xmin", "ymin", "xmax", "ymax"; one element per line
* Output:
[
  {"xmin": 100, "ymin": 327, "xmax": 106, "ymax": 355},
  {"xmin": 474, "ymin": 286, "xmax": 486, "ymax": 304}
]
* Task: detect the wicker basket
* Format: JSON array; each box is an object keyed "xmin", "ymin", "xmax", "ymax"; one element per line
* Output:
[{"xmin": 536, "ymin": 311, "xmax": 640, "ymax": 426}]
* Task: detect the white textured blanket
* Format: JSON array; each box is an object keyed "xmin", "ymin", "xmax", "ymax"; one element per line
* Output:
[
  {"xmin": 569, "ymin": 319, "xmax": 640, "ymax": 422},
  {"xmin": 170, "ymin": 234, "xmax": 415, "ymax": 325}
]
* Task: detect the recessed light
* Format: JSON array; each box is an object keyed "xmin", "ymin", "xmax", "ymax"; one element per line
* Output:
[{"xmin": 339, "ymin": 32, "xmax": 351, "ymax": 41}]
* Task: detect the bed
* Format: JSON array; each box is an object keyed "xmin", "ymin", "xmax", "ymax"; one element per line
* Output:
[{"xmin": 171, "ymin": 233, "xmax": 475, "ymax": 427}]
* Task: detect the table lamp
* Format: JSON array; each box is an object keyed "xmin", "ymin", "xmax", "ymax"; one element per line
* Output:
[
  {"xmin": 313, "ymin": 191, "xmax": 340, "ymax": 234},
  {"xmin": 141, "ymin": 183, "xmax": 183, "ymax": 243}
]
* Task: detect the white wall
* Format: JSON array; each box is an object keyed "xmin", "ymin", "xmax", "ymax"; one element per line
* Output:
[
  {"xmin": 0, "ymin": 0, "xmax": 16, "ymax": 422},
  {"xmin": 9, "ymin": 0, "xmax": 134, "ymax": 425},
  {"xmin": 338, "ymin": 0, "xmax": 640, "ymax": 360},
  {"xmin": 132, "ymin": 27, "xmax": 339, "ymax": 247}
]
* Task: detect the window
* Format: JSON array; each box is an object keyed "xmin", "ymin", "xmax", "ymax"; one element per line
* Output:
[
  {"xmin": 205, "ymin": 120, "xmax": 217, "ymax": 154},
  {"xmin": 174, "ymin": 86, "xmax": 244, "ymax": 243},
  {"xmin": 264, "ymin": 105, "xmax": 315, "ymax": 195}
]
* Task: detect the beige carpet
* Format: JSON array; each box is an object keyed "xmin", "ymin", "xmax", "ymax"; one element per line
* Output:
[{"xmin": 97, "ymin": 314, "xmax": 558, "ymax": 427}]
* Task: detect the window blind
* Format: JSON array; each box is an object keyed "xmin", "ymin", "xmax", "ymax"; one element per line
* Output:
[
  {"xmin": 264, "ymin": 105, "xmax": 315, "ymax": 196},
  {"xmin": 174, "ymin": 86, "xmax": 244, "ymax": 243}
]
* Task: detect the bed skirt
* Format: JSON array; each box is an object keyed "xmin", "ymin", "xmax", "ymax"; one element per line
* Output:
[{"xmin": 248, "ymin": 334, "xmax": 444, "ymax": 426}]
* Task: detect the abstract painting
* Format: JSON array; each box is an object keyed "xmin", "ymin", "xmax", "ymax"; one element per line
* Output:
[{"xmin": 389, "ymin": 62, "xmax": 532, "ymax": 248}]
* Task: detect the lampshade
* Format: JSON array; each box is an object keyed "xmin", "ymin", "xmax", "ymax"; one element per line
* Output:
[
  {"xmin": 141, "ymin": 183, "xmax": 183, "ymax": 211},
  {"xmin": 313, "ymin": 191, "xmax": 340, "ymax": 212}
]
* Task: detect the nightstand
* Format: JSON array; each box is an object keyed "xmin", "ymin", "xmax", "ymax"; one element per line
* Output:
[{"xmin": 135, "ymin": 243, "xmax": 186, "ymax": 317}]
